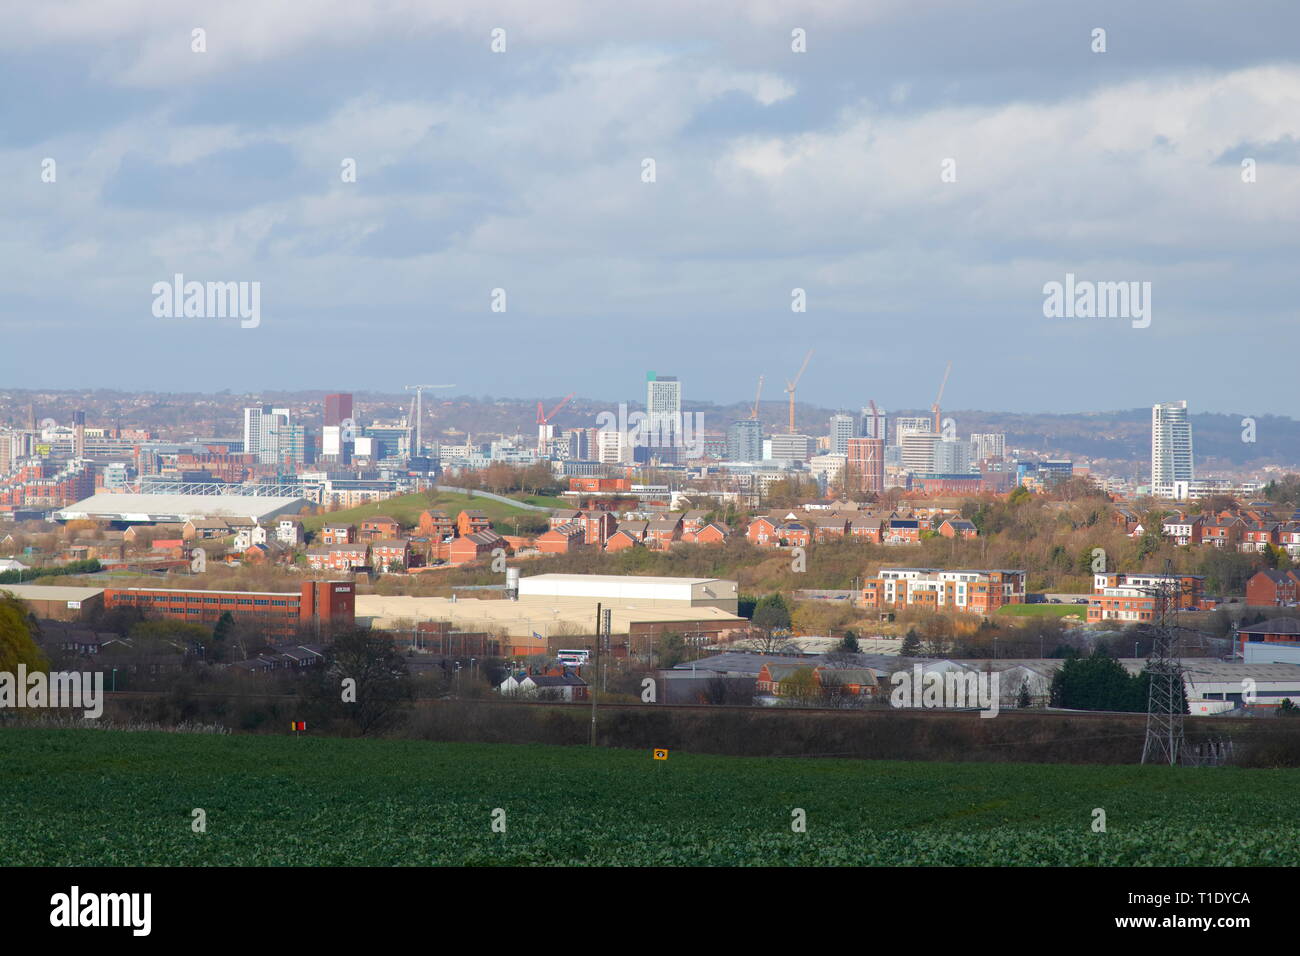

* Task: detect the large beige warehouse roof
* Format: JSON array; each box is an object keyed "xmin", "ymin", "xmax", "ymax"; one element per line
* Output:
[
  {"xmin": 54, "ymin": 493, "xmax": 309, "ymax": 524},
  {"xmin": 0, "ymin": 584, "xmax": 106, "ymax": 603},
  {"xmin": 355, "ymin": 594, "xmax": 745, "ymax": 638},
  {"xmin": 516, "ymin": 573, "xmax": 738, "ymax": 611}
]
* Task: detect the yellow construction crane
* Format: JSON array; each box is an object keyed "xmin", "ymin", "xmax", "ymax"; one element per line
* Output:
[
  {"xmin": 785, "ymin": 350, "xmax": 813, "ymax": 434},
  {"xmin": 750, "ymin": 375, "xmax": 764, "ymax": 420}
]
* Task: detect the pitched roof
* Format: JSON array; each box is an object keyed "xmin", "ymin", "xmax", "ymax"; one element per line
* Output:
[{"xmin": 1239, "ymin": 618, "xmax": 1300, "ymax": 635}]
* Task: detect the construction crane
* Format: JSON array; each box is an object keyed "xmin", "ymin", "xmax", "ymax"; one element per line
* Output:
[
  {"xmin": 536, "ymin": 392, "xmax": 576, "ymax": 452},
  {"xmin": 866, "ymin": 398, "xmax": 883, "ymax": 439},
  {"xmin": 404, "ymin": 384, "xmax": 456, "ymax": 457},
  {"xmin": 750, "ymin": 375, "xmax": 764, "ymax": 420},
  {"xmin": 931, "ymin": 361, "xmax": 952, "ymax": 434},
  {"xmin": 785, "ymin": 350, "xmax": 813, "ymax": 434}
]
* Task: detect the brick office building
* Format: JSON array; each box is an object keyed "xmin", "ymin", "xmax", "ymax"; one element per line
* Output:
[
  {"xmin": 102, "ymin": 580, "xmax": 355, "ymax": 635},
  {"xmin": 860, "ymin": 567, "xmax": 1026, "ymax": 614}
]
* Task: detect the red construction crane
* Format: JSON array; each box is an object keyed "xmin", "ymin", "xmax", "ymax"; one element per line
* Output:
[
  {"xmin": 536, "ymin": 393, "xmax": 575, "ymax": 425},
  {"xmin": 931, "ymin": 360, "xmax": 952, "ymax": 434},
  {"xmin": 536, "ymin": 393, "xmax": 576, "ymax": 453}
]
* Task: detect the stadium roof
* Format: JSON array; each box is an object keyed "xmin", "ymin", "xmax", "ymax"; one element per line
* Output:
[{"xmin": 54, "ymin": 494, "xmax": 309, "ymax": 524}]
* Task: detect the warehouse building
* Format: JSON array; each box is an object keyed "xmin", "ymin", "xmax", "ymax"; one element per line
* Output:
[
  {"xmin": 515, "ymin": 573, "xmax": 739, "ymax": 614},
  {"xmin": 54, "ymin": 493, "xmax": 309, "ymax": 527},
  {"xmin": 0, "ymin": 584, "xmax": 106, "ymax": 622}
]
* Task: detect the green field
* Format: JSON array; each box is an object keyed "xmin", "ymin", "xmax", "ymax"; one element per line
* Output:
[
  {"xmin": 3, "ymin": 727, "xmax": 1297, "ymax": 866},
  {"xmin": 298, "ymin": 491, "xmax": 553, "ymax": 535},
  {"xmin": 997, "ymin": 603, "xmax": 1088, "ymax": 618}
]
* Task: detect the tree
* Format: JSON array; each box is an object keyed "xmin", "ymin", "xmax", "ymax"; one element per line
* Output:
[
  {"xmin": 838, "ymin": 630, "xmax": 860, "ymax": 653},
  {"xmin": 209, "ymin": 611, "xmax": 235, "ymax": 664},
  {"xmin": 656, "ymin": 632, "xmax": 688, "ymax": 668},
  {"xmin": 316, "ymin": 629, "xmax": 413, "ymax": 735},
  {"xmin": 1049, "ymin": 650, "xmax": 1146, "ymax": 712},
  {"xmin": 1016, "ymin": 680, "xmax": 1032, "ymax": 709},
  {"xmin": 752, "ymin": 593, "xmax": 792, "ymax": 630},
  {"xmin": 901, "ymin": 628, "xmax": 922, "ymax": 657},
  {"xmin": 778, "ymin": 668, "xmax": 820, "ymax": 706},
  {"xmin": 0, "ymin": 593, "xmax": 47, "ymax": 674}
]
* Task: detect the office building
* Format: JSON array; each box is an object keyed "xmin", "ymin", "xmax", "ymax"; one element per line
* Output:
[
  {"xmin": 901, "ymin": 433, "xmax": 939, "ymax": 473},
  {"xmin": 970, "ymin": 433, "xmax": 1006, "ymax": 462},
  {"xmin": 893, "ymin": 416, "xmax": 933, "ymax": 445},
  {"xmin": 860, "ymin": 405, "xmax": 886, "ymax": 441},
  {"xmin": 933, "ymin": 440, "xmax": 972, "ymax": 475},
  {"xmin": 846, "ymin": 437, "xmax": 884, "ymax": 495},
  {"xmin": 726, "ymin": 419, "xmax": 763, "ymax": 462},
  {"xmin": 1151, "ymin": 400, "xmax": 1193, "ymax": 497},
  {"xmin": 860, "ymin": 568, "xmax": 1026, "ymax": 614},
  {"xmin": 829, "ymin": 413, "xmax": 855, "ymax": 456},
  {"xmin": 324, "ymin": 393, "xmax": 353, "ymax": 428},
  {"xmin": 768, "ymin": 433, "xmax": 812, "ymax": 462},
  {"xmin": 243, "ymin": 406, "xmax": 291, "ymax": 465}
]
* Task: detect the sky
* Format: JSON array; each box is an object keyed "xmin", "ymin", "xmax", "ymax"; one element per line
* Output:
[{"xmin": 2, "ymin": 0, "xmax": 1299, "ymax": 417}]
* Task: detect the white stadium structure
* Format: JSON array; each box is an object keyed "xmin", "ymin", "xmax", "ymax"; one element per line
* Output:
[{"xmin": 53, "ymin": 493, "xmax": 309, "ymax": 525}]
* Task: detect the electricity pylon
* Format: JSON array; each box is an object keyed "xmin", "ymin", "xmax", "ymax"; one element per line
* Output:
[{"xmin": 1140, "ymin": 567, "xmax": 1187, "ymax": 766}]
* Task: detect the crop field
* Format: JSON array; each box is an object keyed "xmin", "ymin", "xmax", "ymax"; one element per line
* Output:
[{"xmin": 3, "ymin": 727, "xmax": 1298, "ymax": 866}]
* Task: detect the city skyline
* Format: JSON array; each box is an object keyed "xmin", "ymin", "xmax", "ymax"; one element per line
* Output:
[{"xmin": 4, "ymin": 2, "xmax": 1300, "ymax": 413}]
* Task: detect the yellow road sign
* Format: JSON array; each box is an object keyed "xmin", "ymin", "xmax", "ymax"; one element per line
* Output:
[{"xmin": 653, "ymin": 749, "xmax": 668, "ymax": 761}]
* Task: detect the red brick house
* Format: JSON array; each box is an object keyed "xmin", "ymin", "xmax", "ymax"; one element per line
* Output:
[
  {"xmin": 448, "ymin": 530, "xmax": 504, "ymax": 566},
  {"xmin": 1161, "ymin": 514, "xmax": 1203, "ymax": 546},
  {"xmin": 549, "ymin": 509, "xmax": 584, "ymax": 530},
  {"xmin": 1280, "ymin": 522, "xmax": 1300, "ymax": 559},
  {"xmin": 417, "ymin": 510, "xmax": 455, "ymax": 539},
  {"xmin": 847, "ymin": 516, "xmax": 882, "ymax": 542},
  {"xmin": 746, "ymin": 516, "xmax": 779, "ymax": 547},
  {"xmin": 606, "ymin": 521, "xmax": 648, "ymax": 552},
  {"xmin": 1200, "ymin": 516, "xmax": 1243, "ymax": 549},
  {"xmin": 681, "ymin": 510, "xmax": 709, "ymax": 537},
  {"xmin": 811, "ymin": 516, "xmax": 848, "ymax": 541},
  {"xmin": 1240, "ymin": 521, "xmax": 1280, "ymax": 553},
  {"xmin": 360, "ymin": 516, "xmax": 402, "ymax": 540},
  {"xmin": 1246, "ymin": 569, "xmax": 1300, "ymax": 607},
  {"xmin": 537, "ymin": 524, "xmax": 587, "ymax": 555},
  {"xmin": 306, "ymin": 544, "xmax": 369, "ymax": 571},
  {"xmin": 692, "ymin": 521, "xmax": 730, "ymax": 545},
  {"xmin": 938, "ymin": 518, "xmax": 979, "ymax": 539},
  {"xmin": 882, "ymin": 518, "xmax": 920, "ymax": 544},
  {"xmin": 582, "ymin": 510, "xmax": 618, "ymax": 547},
  {"xmin": 778, "ymin": 522, "xmax": 811, "ymax": 548},
  {"xmin": 319, "ymin": 523, "xmax": 357, "ymax": 546},
  {"xmin": 645, "ymin": 515, "xmax": 683, "ymax": 549},
  {"xmin": 371, "ymin": 539, "xmax": 412, "ymax": 571},
  {"xmin": 457, "ymin": 509, "xmax": 493, "ymax": 537}
]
